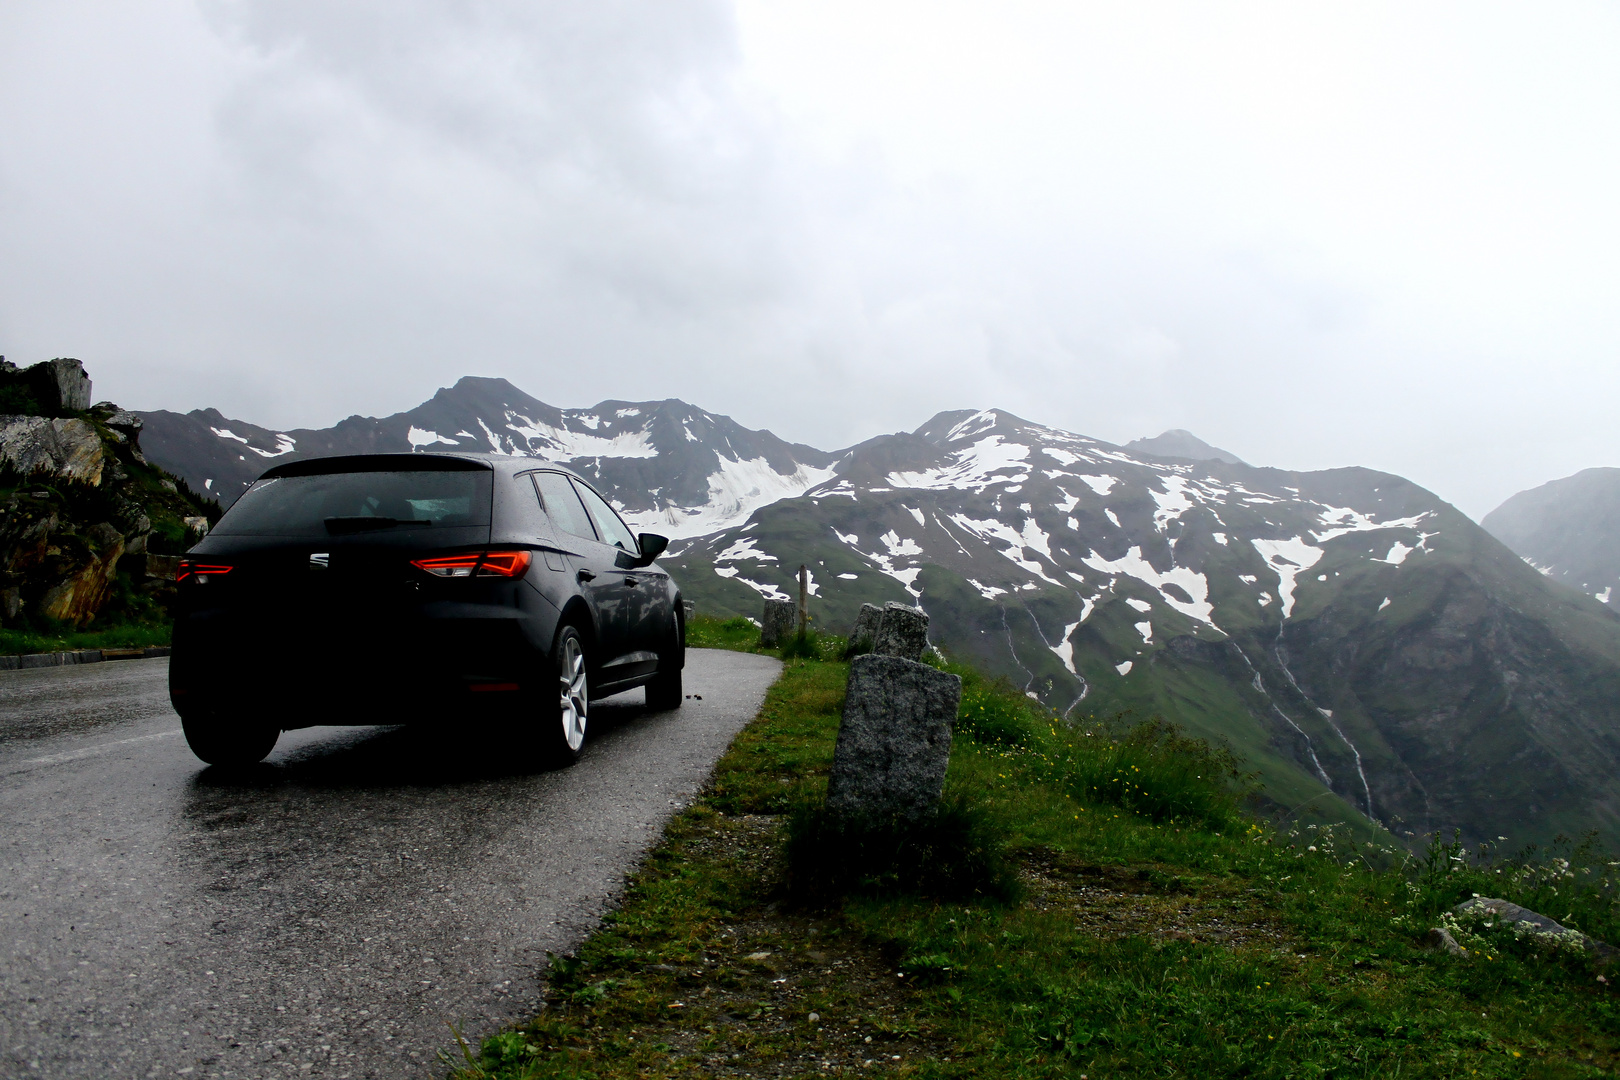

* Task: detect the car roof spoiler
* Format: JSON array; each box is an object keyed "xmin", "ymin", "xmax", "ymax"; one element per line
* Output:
[{"xmin": 260, "ymin": 453, "xmax": 494, "ymax": 479}]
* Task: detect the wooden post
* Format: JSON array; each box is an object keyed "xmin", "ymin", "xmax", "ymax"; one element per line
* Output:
[{"xmin": 798, "ymin": 564, "xmax": 809, "ymax": 636}]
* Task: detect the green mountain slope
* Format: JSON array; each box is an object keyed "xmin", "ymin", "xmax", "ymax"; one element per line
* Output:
[{"xmin": 668, "ymin": 409, "xmax": 1620, "ymax": 847}]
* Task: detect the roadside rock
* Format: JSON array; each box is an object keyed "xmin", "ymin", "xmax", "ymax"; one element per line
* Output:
[
  {"xmin": 760, "ymin": 597, "xmax": 796, "ymax": 648},
  {"xmin": 1455, "ymin": 896, "xmax": 1616, "ymax": 960},
  {"xmin": 826, "ymin": 654, "xmax": 962, "ymax": 821},
  {"xmin": 38, "ymin": 523, "xmax": 125, "ymax": 624},
  {"xmin": 871, "ymin": 601, "xmax": 929, "ymax": 661},
  {"xmin": 0, "ymin": 416, "xmax": 105, "ymax": 485}
]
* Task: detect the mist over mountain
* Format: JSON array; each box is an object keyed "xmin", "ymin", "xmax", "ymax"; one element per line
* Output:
[
  {"xmin": 1484, "ymin": 467, "xmax": 1620, "ymax": 607},
  {"xmin": 137, "ymin": 381, "xmax": 1620, "ymax": 848}
]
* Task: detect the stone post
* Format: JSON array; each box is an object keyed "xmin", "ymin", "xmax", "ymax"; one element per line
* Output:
[
  {"xmin": 760, "ymin": 597, "xmax": 796, "ymax": 648},
  {"xmin": 826, "ymin": 654, "xmax": 962, "ymax": 821},
  {"xmin": 871, "ymin": 601, "xmax": 929, "ymax": 661}
]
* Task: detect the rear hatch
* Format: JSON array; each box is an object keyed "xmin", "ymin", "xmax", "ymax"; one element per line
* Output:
[{"xmin": 174, "ymin": 458, "xmax": 516, "ymax": 701}]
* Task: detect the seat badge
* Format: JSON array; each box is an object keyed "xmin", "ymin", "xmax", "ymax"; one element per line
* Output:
[{"xmin": 309, "ymin": 552, "xmax": 330, "ymax": 571}]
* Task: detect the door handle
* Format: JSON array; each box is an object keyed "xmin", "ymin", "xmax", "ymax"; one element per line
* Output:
[{"xmin": 577, "ymin": 568, "xmax": 596, "ymax": 582}]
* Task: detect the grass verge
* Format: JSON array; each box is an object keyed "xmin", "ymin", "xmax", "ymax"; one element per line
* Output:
[
  {"xmin": 448, "ymin": 618, "xmax": 1620, "ymax": 1078},
  {"xmin": 0, "ymin": 620, "xmax": 170, "ymax": 655}
]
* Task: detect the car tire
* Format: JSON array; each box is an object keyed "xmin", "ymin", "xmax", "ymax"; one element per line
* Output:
[
  {"xmin": 645, "ymin": 612, "xmax": 684, "ymax": 711},
  {"xmin": 541, "ymin": 625, "xmax": 590, "ymax": 767},
  {"xmin": 181, "ymin": 711, "xmax": 280, "ymax": 766}
]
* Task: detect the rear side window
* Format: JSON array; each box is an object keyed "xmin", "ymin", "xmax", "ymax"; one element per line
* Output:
[
  {"xmin": 534, "ymin": 472, "xmax": 596, "ymax": 542},
  {"xmin": 573, "ymin": 480, "xmax": 639, "ymax": 552},
  {"xmin": 214, "ymin": 470, "xmax": 493, "ymax": 536}
]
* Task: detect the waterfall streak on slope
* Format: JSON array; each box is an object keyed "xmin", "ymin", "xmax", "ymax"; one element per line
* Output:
[
  {"xmin": 1226, "ymin": 642, "xmax": 1334, "ymax": 787},
  {"xmin": 999, "ymin": 605, "xmax": 1037, "ymax": 694},
  {"xmin": 1272, "ymin": 634, "xmax": 1376, "ymax": 822}
]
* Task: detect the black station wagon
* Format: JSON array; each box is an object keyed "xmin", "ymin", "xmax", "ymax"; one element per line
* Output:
[{"xmin": 169, "ymin": 453, "xmax": 683, "ymax": 766}]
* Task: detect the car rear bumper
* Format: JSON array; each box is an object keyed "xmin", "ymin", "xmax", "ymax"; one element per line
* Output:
[{"xmin": 169, "ymin": 605, "xmax": 553, "ymax": 725}]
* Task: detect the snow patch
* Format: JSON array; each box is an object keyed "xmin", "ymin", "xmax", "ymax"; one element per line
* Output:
[
  {"xmin": 1080, "ymin": 546, "xmax": 1217, "ymax": 626},
  {"xmin": 210, "ymin": 427, "xmax": 249, "ymax": 444},
  {"xmin": 715, "ymin": 538, "xmax": 777, "ymax": 564},
  {"xmin": 1079, "ymin": 475, "xmax": 1117, "ymax": 496},
  {"xmin": 503, "ymin": 414, "xmax": 658, "ymax": 459},
  {"xmin": 619, "ymin": 457, "xmax": 836, "ymax": 539},
  {"xmin": 968, "ymin": 578, "xmax": 1008, "ymax": 600},
  {"xmin": 838, "ymin": 572, "xmax": 859, "ymax": 580},
  {"xmin": 945, "ymin": 410, "xmax": 999, "ymax": 442},
  {"xmin": 1378, "ymin": 541, "xmax": 1412, "ymax": 565},
  {"xmin": 1125, "ymin": 597, "xmax": 1152, "ymax": 613},
  {"xmin": 407, "ymin": 426, "xmax": 458, "ymax": 449},
  {"xmin": 1250, "ymin": 537, "xmax": 1325, "ymax": 618},
  {"xmin": 1135, "ymin": 621, "xmax": 1153, "ymax": 644},
  {"xmin": 905, "ymin": 506, "xmax": 926, "ymax": 527},
  {"xmin": 1311, "ymin": 506, "xmax": 1431, "ymax": 544},
  {"xmin": 1115, "ymin": 660, "xmax": 1133, "ymax": 676},
  {"xmin": 947, "ymin": 513, "xmax": 1064, "ymax": 585},
  {"xmin": 1051, "ymin": 620, "xmax": 1082, "ymax": 674},
  {"xmin": 732, "ymin": 575, "xmax": 790, "ymax": 601},
  {"xmin": 888, "ymin": 435, "xmax": 1031, "ymax": 492},
  {"xmin": 1378, "ymin": 596, "xmax": 1391, "ymax": 611},
  {"xmin": 880, "ymin": 531, "xmax": 924, "ymax": 557},
  {"xmin": 1212, "ymin": 532, "xmax": 1228, "ymax": 546},
  {"xmin": 1150, "ymin": 476, "xmax": 1195, "ymax": 532},
  {"xmin": 246, "ymin": 433, "xmax": 298, "ymax": 458}
]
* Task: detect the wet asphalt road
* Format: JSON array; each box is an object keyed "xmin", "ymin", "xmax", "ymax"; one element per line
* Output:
[{"xmin": 0, "ymin": 649, "xmax": 782, "ymax": 1079}]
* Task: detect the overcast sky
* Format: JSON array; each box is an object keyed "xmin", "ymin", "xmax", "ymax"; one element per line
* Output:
[{"xmin": 3, "ymin": 1, "xmax": 1618, "ymax": 518}]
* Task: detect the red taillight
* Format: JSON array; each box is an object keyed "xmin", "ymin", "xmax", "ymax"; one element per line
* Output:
[
  {"xmin": 176, "ymin": 559, "xmax": 233, "ymax": 583},
  {"xmin": 410, "ymin": 550, "xmax": 532, "ymax": 579},
  {"xmin": 476, "ymin": 551, "xmax": 532, "ymax": 578},
  {"xmin": 410, "ymin": 553, "xmax": 482, "ymax": 578}
]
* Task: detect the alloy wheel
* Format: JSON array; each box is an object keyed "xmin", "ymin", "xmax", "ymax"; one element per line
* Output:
[{"xmin": 559, "ymin": 634, "xmax": 589, "ymax": 751}]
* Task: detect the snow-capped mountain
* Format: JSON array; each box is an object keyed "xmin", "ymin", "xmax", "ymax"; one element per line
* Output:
[
  {"xmin": 671, "ymin": 409, "xmax": 1620, "ymax": 848},
  {"xmin": 140, "ymin": 384, "xmax": 1620, "ymax": 847},
  {"xmin": 1484, "ymin": 467, "xmax": 1620, "ymax": 607},
  {"xmin": 138, "ymin": 377, "xmax": 835, "ymax": 538}
]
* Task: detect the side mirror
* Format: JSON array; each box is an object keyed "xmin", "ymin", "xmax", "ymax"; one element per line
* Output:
[{"xmin": 636, "ymin": 532, "xmax": 669, "ymax": 566}]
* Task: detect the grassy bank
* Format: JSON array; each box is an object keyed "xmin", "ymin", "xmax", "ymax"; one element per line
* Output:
[
  {"xmin": 449, "ymin": 618, "xmax": 1620, "ymax": 1078},
  {"xmin": 0, "ymin": 620, "xmax": 170, "ymax": 655}
]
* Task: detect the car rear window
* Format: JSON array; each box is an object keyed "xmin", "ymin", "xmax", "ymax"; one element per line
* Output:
[{"xmin": 213, "ymin": 469, "xmax": 493, "ymax": 536}]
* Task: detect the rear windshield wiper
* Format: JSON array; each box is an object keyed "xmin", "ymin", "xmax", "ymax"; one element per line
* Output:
[{"xmin": 323, "ymin": 516, "xmax": 434, "ymax": 534}]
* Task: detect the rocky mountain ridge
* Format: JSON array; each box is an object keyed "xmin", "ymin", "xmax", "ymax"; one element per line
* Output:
[{"xmin": 139, "ymin": 377, "xmax": 835, "ymax": 539}]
